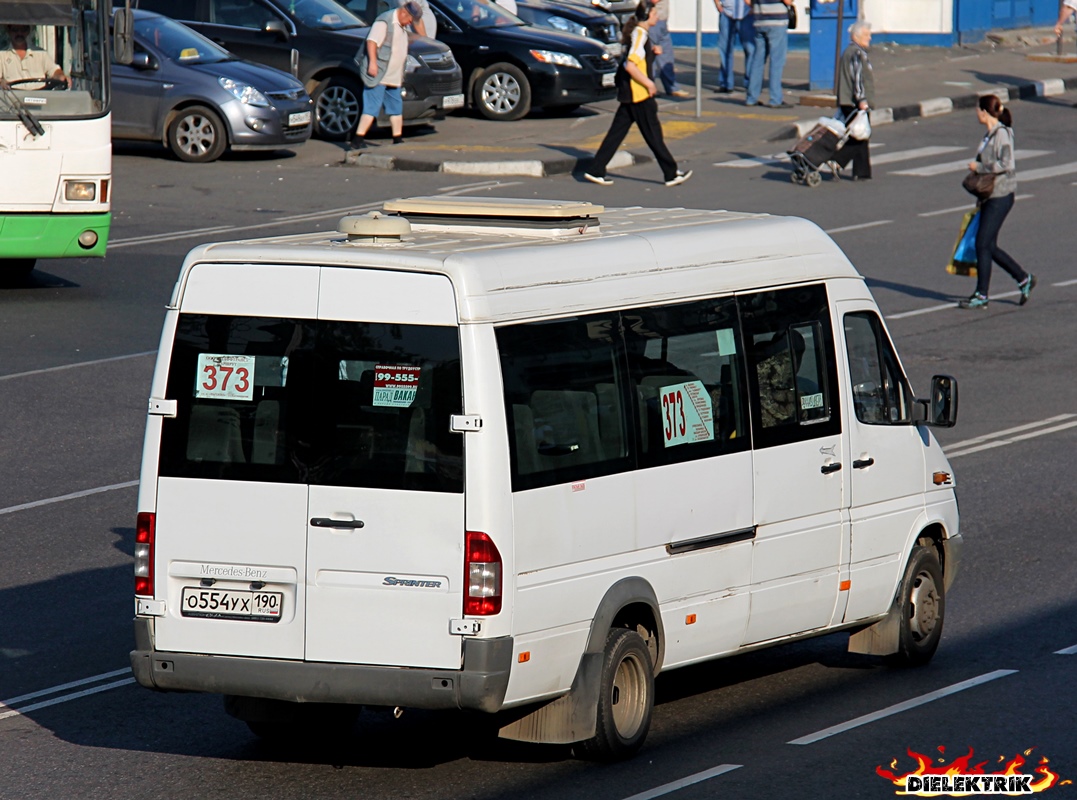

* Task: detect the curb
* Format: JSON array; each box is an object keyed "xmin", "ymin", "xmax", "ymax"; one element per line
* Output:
[
  {"xmin": 772, "ymin": 75, "xmax": 1077, "ymax": 142},
  {"xmin": 344, "ymin": 147, "xmax": 647, "ymax": 176}
]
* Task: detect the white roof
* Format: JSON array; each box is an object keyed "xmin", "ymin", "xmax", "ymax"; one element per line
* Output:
[{"xmin": 176, "ymin": 203, "xmax": 862, "ymax": 324}]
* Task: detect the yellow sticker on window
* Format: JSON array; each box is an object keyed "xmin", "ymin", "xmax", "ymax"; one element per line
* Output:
[{"xmin": 179, "ymin": 47, "xmax": 200, "ymax": 60}]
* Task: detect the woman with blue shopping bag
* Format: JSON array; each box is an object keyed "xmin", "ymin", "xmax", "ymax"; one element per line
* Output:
[{"xmin": 956, "ymin": 94, "xmax": 1036, "ymax": 310}]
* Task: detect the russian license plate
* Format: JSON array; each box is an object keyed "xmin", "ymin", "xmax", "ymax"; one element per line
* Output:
[
  {"xmin": 181, "ymin": 587, "xmax": 283, "ymax": 622},
  {"xmin": 442, "ymin": 93, "xmax": 465, "ymax": 110},
  {"xmin": 288, "ymin": 111, "xmax": 311, "ymax": 126},
  {"xmin": 602, "ymin": 72, "xmax": 616, "ymax": 88}
]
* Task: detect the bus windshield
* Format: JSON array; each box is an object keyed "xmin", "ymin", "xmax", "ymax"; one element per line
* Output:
[{"xmin": 0, "ymin": 1, "xmax": 110, "ymax": 120}]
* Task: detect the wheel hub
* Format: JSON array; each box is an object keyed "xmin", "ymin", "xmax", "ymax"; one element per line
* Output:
[
  {"xmin": 318, "ymin": 85, "xmax": 359, "ymax": 137},
  {"xmin": 908, "ymin": 571, "xmax": 939, "ymax": 641},
  {"xmin": 176, "ymin": 115, "xmax": 216, "ymax": 157},
  {"xmin": 481, "ymin": 73, "xmax": 520, "ymax": 115}
]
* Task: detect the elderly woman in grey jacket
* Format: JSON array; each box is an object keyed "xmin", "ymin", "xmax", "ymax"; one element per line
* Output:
[{"xmin": 959, "ymin": 94, "xmax": 1036, "ymax": 309}]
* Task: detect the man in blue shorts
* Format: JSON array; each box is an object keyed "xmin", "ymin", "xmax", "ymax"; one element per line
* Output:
[{"xmin": 351, "ymin": 1, "xmax": 420, "ymax": 148}]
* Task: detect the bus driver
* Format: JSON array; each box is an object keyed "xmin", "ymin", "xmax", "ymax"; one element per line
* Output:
[{"xmin": 0, "ymin": 24, "xmax": 70, "ymax": 89}]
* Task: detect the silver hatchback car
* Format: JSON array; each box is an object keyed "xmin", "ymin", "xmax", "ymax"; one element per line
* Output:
[{"xmin": 112, "ymin": 10, "xmax": 313, "ymax": 162}]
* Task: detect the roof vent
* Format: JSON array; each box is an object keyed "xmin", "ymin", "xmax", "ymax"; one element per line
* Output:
[
  {"xmin": 382, "ymin": 196, "xmax": 602, "ymax": 237},
  {"xmin": 338, "ymin": 211, "xmax": 411, "ymax": 243}
]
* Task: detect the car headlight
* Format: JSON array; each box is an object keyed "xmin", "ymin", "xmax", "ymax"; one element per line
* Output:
[
  {"xmin": 218, "ymin": 76, "xmax": 269, "ymax": 107},
  {"xmin": 546, "ymin": 15, "xmax": 589, "ymax": 37},
  {"xmin": 529, "ymin": 50, "xmax": 583, "ymax": 68},
  {"xmin": 405, "ymin": 54, "xmax": 422, "ymax": 72},
  {"xmin": 591, "ymin": 0, "xmax": 612, "ymax": 10}
]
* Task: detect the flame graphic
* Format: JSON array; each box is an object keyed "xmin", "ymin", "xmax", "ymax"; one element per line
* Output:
[{"xmin": 876, "ymin": 747, "xmax": 1070, "ymax": 795}]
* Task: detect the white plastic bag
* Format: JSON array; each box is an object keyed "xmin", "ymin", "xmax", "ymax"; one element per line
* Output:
[
  {"xmin": 847, "ymin": 110, "xmax": 871, "ymax": 141},
  {"xmin": 819, "ymin": 116, "xmax": 847, "ymax": 137}
]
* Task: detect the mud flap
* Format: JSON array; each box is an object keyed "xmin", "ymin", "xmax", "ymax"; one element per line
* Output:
[
  {"xmin": 497, "ymin": 652, "xmax": 602, "ymax": 744},
  {"xmin": 848, "ymin": 605, "xmax": 901, "ymax": 656}
]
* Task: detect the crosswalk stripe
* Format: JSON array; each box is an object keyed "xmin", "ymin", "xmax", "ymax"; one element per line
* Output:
[
  {"xmin": 868, "ymin": 146, "xmax": 966, "ymax": 165},
  {"xmin": 891, "ymin": 150, "xmax": 1053, "ymax": 176},
  {"xmin": 1016, "ymin": 161, "xmax": 1077, "ymax": 182}
]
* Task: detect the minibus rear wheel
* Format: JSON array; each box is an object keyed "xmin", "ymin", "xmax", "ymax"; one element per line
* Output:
[
  {"xmin": 578, "ymin": 627, "xmax": 654, "ymax": 761},
  {"xmin": 892, "ymin": 541, "xmax": 945, "ymax": 667}
]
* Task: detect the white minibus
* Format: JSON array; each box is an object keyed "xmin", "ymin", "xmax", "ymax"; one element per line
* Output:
[{"xmin": 131, "ymin": 197, "xmax": 961, "ymax": 760}]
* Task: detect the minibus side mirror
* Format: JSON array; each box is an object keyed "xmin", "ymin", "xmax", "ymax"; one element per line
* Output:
[
  {"xmin": 113, "ymin": 6, "xmax": 135, "ymax": 65},
  {"xmin": 913, "ymin": 374, "xmax": 958, "ymax": 428}
]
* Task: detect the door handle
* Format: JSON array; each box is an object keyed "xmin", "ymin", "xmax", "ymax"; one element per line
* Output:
[
  {"xmin": 310, "ymin": 517, "xmax": 365, "ymax": 529},
  {"xmin": 853, "ymin": 458, "xmax": 875, "ymax": 469},
  {"xmin": 820, "ymin": 462, "xmax": 842, "ymax": 474}
]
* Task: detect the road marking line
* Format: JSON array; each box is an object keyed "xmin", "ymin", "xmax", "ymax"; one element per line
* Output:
[
  {"xmin": 1055, "ymin": 644, "xmax": 1077, "ymax": 655},
  {"xmin": 0, "ymin": 679, "xmax": 136, "ymax": 721},
  {"xmin": 0, "ymin": 350, "xmax": 155, "ymax": 382},
  {"xmin": 788, "ymin": 670, "xmax": 1017, "ymax": 745},
  {"xmin": 918, "ymin": 193, "xmax": 1033, "ymax": 217},
  {"xmin": 1054, "ymin": 279, "xmax": 1077, "ymax": 287},
  {"xmin": 825, "ymin": 220, "xmax": 893, "ymax": 234},
  {"xmin": 892, "ymin": 150, "xmax": 1051, "ymax": 176},
  {"xmin": 0, "ymin": 480, "xmax": 139, "ymax": 517},
  {"xmin": 714, "ymin": 154, "xmax": 789, "ymax": 168},
  {"xmin": 945, "ymin": 420, "xmax": 1077, "ymax": 459},
  {"xmin": 621, "ymin": 765, "xmax": 743, "ymax": 800},
  {"xmin": 1, "ymin": 669, "xmax": 131, "ymax": 707},
  {"xmin": 1018, "ymin": 161, "xmax": 1077, "ymax": 182},
  {"xmin": 870, "ymin": 146, "xmax": 965, "ymax": 165},
  {"xmin": 943, "ymin": 414, "xmax": 1077, "ymax": 451}
]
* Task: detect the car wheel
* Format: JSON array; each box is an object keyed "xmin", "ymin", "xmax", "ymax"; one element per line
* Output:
[
  {"xmin": 576, "ymin": 627, "xmax": 653, "ymax": 761},
  {"xmin": 891, "ymin": 540, "xmax": 945, "ymax": 667},
  {"xmin": 473, "ymin": 63, "xmax": 531, "ymax": 121},
  {"xmin": 313, "ymin": 76, "xmax": 362, "ymax": 141},
  {"xmin": 0, "ymin": 259, "xmax": 36, "ymax": 285},
  {"xmin": 167, "ymin": 105, "xmax": 227, "ymax": 163}
]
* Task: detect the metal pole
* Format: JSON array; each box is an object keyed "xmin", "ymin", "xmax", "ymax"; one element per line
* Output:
[
  {"xmin": 833, "ymin": 0, "xmax": 845, "ymax": 96},
  {"xmin": 1059, "ymin": 0, "xmax": 1065, "ymax": 56},
  {"xmin": 696, "ymin": 0, "xmax": 703, "ymax": 118}
]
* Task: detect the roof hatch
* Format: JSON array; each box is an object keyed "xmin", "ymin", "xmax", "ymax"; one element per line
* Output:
[{"xmin": 381, "ymin": 196, "xmax": 603, "ymax": 236}]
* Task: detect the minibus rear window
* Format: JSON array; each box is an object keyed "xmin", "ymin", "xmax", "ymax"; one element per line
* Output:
[{"xmin": 159, "ymin": 315, "xmax": 463, "ymax": 492}]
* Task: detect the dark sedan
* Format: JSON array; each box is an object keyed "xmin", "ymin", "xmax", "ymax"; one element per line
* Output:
[
  {"xmin": 133, "ymin": 0, "xmax": 463, "ymax": 140},
  {"xmin": 112, "ymin": 11, "xmax": 312, "ymax": 162},
  {"xmin": 514, "ymin": 0, "xmax": 621, "ymax": 57},
  {"xmin": 342, "ymin": 0, "xmax": 616, "ymax": 120}
]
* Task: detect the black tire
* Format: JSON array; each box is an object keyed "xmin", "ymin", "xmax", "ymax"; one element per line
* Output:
[
  {"xmin": 167, "ymin": 105, "xmax": 227, "ymax": 163},
  {"xmin": 892, "ymin": 542, "xmax": 945, "ymax": 667},
  {"xmin": 473, "ymin": 63, "xmax": 531, "ymax": 121},
  {"xmin": 577, "ymin": 628, "xmax": 654, "ymax": 761},
  {"xmin": 0, "ymin": 259, "xmax": 36, "ymax": 285},
  {"xmin": 312, "ymin": 75, "xmax": 362, "ymax": 141}
]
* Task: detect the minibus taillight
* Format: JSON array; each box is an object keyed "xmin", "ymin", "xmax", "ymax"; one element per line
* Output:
[
  {"xmin": 465, "ymin": 531, "xmax": 502, "ymax": 615},
  {"xmin": 135, "ymin": 512, "xmax": 155, "ymax": 597}
]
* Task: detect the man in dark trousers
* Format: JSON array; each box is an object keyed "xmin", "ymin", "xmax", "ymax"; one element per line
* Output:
[{"xmin": 831, "ymin": 21, "xmax": 874, "ymax": 180}]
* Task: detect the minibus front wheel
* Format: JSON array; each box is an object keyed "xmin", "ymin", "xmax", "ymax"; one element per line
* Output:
[
  {"xmin": 578, "ymin": 627, "xmax": 654, "ymax": 761},
  {"xmin": 892, "ymin": 540, "xmax": 946, "ymax": 667}
]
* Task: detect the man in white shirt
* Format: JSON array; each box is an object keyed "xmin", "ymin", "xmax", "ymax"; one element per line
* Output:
[
  {"xmin": 0, "ymin": 24, "xmax": 69, "ymax": 89},
  {"xmin": 351, "ymin": 1, "xmax": 420, "ymax": 149}
]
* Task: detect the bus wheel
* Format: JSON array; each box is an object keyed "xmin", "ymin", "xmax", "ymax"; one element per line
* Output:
[
  {"xmin": 168, "ymin": 105, "xmax": 228, "ymax": 163},
  {"xmin": 0, "ymin": 259, "xmax": 36, "ymax": 284},
  {"xmin": 578, "ymin": 627, "xmax": 653, "ymax": 761},
  {"xmin": 892, "ymin": 542, "xmax": 945, "ymax": 667}
]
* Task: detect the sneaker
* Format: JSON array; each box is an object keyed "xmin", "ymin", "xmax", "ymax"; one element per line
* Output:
[
  {"xmin": 349, "ymin": 135, "xmax": 366, "ymax": 150},
  {"xmin": 584, "ymin": 172, "xmax": 613, "ymax": 186},
  {"xmin": 669, "ymin": 89, "xmax": 692, "ymax": 99},
  {"xmin": 768, "ymin": 101, "xmax": 794, "ymax": 109},
  {"xmin": 1019, "ymin": 274, "xmax": 1037, "ymax": 305},
  {"xmin": 958, "ymin": 292, "xmax": 989, "ymax": 309},
  {"xmin": 392, "ymin": 136, "xmax": 404, "ymax": 144},
  {"xmin": 665, "ymin": 169, "xmax": 693, "ymax": 187},
  {"xmin": 714, "ymin": 86, "xmax": 733, "ymax": 94}
]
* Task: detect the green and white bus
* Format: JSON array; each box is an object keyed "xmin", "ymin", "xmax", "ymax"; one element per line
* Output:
[{"xmin": 0, "ymin": 0, "xmax": 126, "ymax": 282}]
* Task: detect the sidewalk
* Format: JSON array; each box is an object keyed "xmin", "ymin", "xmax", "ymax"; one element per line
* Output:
[{"xmin": 343, "ymin": 26, "xmax": 1077, "ymax": 176}]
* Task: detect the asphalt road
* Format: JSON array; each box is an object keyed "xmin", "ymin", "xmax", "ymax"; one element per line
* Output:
[{"xmin": 2, "ymin": 92, "xmax": 1076, "ymax": 800}]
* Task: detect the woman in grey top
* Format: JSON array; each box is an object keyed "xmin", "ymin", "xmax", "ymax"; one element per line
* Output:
[{"xmin": 959, "ymin": 94, "xmax": 1036, "ymax": 309}]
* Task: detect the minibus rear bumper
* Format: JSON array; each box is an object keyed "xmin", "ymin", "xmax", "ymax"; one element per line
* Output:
[{"xmin": 129, "ymin": 618, "xmax": 512, "ymax": 713}]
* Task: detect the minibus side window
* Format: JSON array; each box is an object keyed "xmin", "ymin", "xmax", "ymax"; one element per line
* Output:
[
  {"xmin": 623, "ymin": 297, "xmax": 751, "ymax": 467},
  {"xmin": 739, "ymin": 285, "xmax": 842, "ymax": 448},
  {"xmin": 843, "ymin": 312, "xmax": 913, "ymax": 425},
  {"xmin": 498, "ymin": 314, "xmax": 632, "ymax": 491}
]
